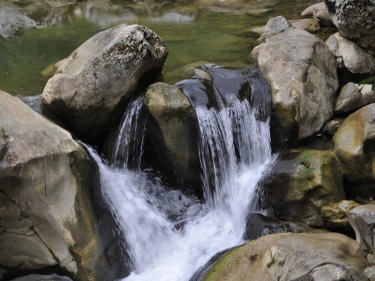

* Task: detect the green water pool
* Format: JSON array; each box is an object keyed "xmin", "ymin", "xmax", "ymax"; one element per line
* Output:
[{"xmin": 0, "ymin": 0, "xmax": 320, "ymax": 96}]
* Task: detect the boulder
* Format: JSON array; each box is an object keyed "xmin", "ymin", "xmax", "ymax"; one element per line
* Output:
[
  {"xmin": 258, "ymin": 16, "xmax": 338, "ymax": 147},
  {"xmin": 243, "ymin": 212, "xmax": 325, "ymax": 241},
  {"xmin": 321, "ymin": 200, "xmax": 360, "ymax": 231},
  {"xmin": 325, "ymin": 0, "xmax": 375, "ymax": 50},
  {"xmin": 0, "ymin": 91, "xmax": 117, "ymax": 281},
  {"xmin": 260, "ymin": 150, "xmax": 345, "ymax": 227},
  {"xmin": 326, "ymin": 32, "xmax": 374, "ymax": 75},
  {"xmin": 301, "ymin": 2, "xmax": 333, "ymax": 26},
  {"xmin": 143, "ymin": 82, "xmax": 201, "ymax": 194},
  {"xmin": 201, "ymin": 232, "xmax": 367, "ymax": 281},
  {"xmin": 349, "ymin": 204, "xmax": 375, "ymax": 254},
  {"xmin": 335, "ymin": 82, "xmax": 375, "ymax": 113},
  {"xmin": 333, "ymin": 104, "xmax": 375, "ymax": 198},
  {"xmin": 289, "ymin": 19, "xmax": 320, "ymax": 34},
  {"xmin": 42, "ymin": 24, "xmax": 168, "ymax": 143}
]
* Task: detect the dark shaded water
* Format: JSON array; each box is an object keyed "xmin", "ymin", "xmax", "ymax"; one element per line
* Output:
[{"xmin": 0, "ymin": 0, "xmax": 320, "ymax": 96}]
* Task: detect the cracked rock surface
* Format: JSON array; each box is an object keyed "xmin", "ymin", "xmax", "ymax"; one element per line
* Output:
[{"xmin": 0, "ymin": 91, "xmax": 103, "ymax": 280}]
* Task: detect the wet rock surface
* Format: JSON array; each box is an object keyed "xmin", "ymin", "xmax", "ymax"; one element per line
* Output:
[{"xmin": 260, "ymin": 150, "xmax": 345, "ymax": 227}]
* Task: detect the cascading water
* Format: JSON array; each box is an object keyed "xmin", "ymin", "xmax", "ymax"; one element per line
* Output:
[
  {"xmin": 89, "ymin": 67, "xmax": 273, "ymax": 281},
  {"xmin": 112, "ymin": 98, "xmax": 147, "ymax": 171}
]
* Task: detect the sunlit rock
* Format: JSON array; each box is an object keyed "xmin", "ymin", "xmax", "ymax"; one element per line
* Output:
[
  {"xmin": 199, "ymin": 232, "xmax": 367, "ymax": 281},
  {"xmin": 333, "ymin": 104, "xmax": 375, "ymax": 198},
  {"xmin": 301, "ymin": 2, "xmax": 333, "ymax": 26},
  {"xmin": 258, "ymin": 16, "xmax": 338, "ymax": 147},
  {"xmin": 326, "ymin": 32, "xmax": 374, "ymax": 75},
  {"xmin": 42, "ymin": 24, "xmax": 168, "ymax": 144},
  {"xmin": 349, "ymin": 204, "xmax": 375, "ymax": 254},
  {"xmin": 260, "ymin": 150, "xmax": 345, "ymax": 227},
  {"xmin": 335, "ymin": 82, "xmax": 375, "ymax": 113},
  {"xmin": 325, "ymin": 0, "xmax": 375, "ymax": 50}
]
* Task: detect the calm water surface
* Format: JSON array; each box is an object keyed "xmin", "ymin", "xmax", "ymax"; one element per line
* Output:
[{"xmin": 0, "ymin": 0, "xmax": 320, "ymax": 96}]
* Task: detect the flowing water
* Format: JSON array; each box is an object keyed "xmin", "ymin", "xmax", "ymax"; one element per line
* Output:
[
  {"xmin": 0, "ymin": 0, "xmax": 317, "ymax": 279},
  {"xmin": 87, "ymin": 78, "xmax": 272, "ymax": 280}
]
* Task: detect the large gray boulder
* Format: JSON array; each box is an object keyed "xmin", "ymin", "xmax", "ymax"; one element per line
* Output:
[
  {"xmin": 260, "ymin": 150, "xmax": 345, "ymax": 227},
  {"xmin": 325, "ymin": 0, "xmax": 375, "ymax": 50},
  {"xmin": 201, "ymin": 232, "xmax": 367, "ymax": 281},
  {"xmin": 42, "ymin": 24, "xmax": 168, "ymax": 143},
  {"xmin": 333, "ymin": 103, "xmax": 375, "ymax": 199},
  {"xmin": 0, "ymin": 91, "xmax": 114, "ymax": 281},
  {"xmin": 258, "ymin": 16, "xmax": 338, "ymax": 147}
]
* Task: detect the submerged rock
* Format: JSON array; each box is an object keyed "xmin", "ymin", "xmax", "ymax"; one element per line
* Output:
[
  {"xmin": 260, "ymin": 150, "xmax": 345, "ymax": 227},
  {"xmin": 258, "ymin": 16, "xmax": 338, "ymax": 148},
  {"xmin": 42, "ymin": 24, "xmax": 168, "ymax": 144},
  {"xmin": 201, "ymin": 232, "xmax": 367, "ymax": 281},
  {"xmin": 325, "ymin": 0, "xmax": 375, "ymax": 50}
]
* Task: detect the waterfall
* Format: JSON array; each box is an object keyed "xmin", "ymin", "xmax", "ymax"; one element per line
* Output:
[
  {"xmin": 89, "ymin": 69, "xmax": 273, "ymax": 281},
  {"xmin": 112, "ymin": 98, "xmax": 147, "ymax": 171}
]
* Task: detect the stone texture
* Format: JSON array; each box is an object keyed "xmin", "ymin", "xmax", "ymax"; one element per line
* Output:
[
  {"xmin": 0, "ymin": 91, "xmax": 114, "ymax": 281},
  {"xmin": 324, "ymin": 119, "xmax": 343, "ymax": 136},
  {"xmin": 325, "ymin": 0, "xmax": 375, "ymax": 50},
  {"xmin": 349, "ymin": 204, "xmax": 375, "ymax": 254},
  {"xmin": 335, "ymin": 82, "xmax": 375, "ymax": 113},
  {"xmin": 260, "ymin": 150, "xmax": 345, "ymax": 227},
  {"xmin": 143, "ymin": 82, "xmax": 200, "ymax": 194},
  {"xmin": 289, "ymin": 19, "xmax": 320, "ymax": 34},
  {"xmin": 258, "ymin": 16, "xmax": 338, "ymax": 147},
  {"xmin": 333, "ymin": 103, "xmax": 375, "ymax": 198},
  {"xmin": 42, "ymin": 24, "xmax": 168, "ymax": 143},
  {"xmin": 301, "ymin": 2, "xmax": 333, "ymax": 26},
  {"xmin": 326, "ymin": 32, "xmax": 374, "ymax": 74},
  {"xmin": 321, "ymin": 200, "xmax": 360, "ymax": 231},
  {"xmin": 201, "ymin": 232, "xmax": 367, "ymax": 281}
]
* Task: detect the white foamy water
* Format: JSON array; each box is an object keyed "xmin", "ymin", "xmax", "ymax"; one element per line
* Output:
[{"xmin": 89, "ymin": 96, "xmax": 272, "ymax": 281}]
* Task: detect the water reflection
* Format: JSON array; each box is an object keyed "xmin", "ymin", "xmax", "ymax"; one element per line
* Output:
[
  {"xmin": 0, "ymin": 0, "xmax": 320, "ymax": 96},
  {"xmin": 0, "ymin": 2, "xmax": 36, "ymax": 38}
]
